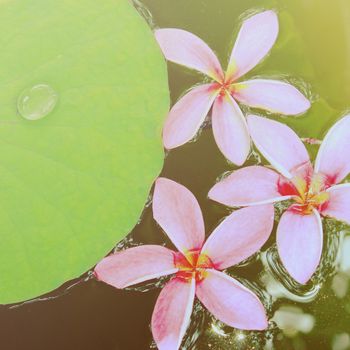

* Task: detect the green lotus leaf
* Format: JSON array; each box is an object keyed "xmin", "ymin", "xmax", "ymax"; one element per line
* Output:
[{"xmin": 0, "ymin": 0, "xmax": 169, "ymax": 303}]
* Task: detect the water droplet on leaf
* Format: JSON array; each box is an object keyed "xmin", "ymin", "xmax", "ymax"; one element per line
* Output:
[{"xmin": 17, "ymin": 84, "xmax": 58, "ymax": 121}]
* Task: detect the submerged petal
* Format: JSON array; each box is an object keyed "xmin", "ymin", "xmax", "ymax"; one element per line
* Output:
[
  {"xmin": 196, "ymin": 269, "xmax": 268, "ymax": 330},
  {"xmin": 226, "ymin": 10, "xmax": 278, "ymax": 81},
  {"xmin": 248, "ymin": 115, "xmax": 310, "ymax": 178},
  {"xmin": 202, "ymin": 205, "xmax": 274, "ymax": 269},
  {"xmin": 153, "ymin": 178, "xmax": 205, "ymax": 254},
  {"xmin": 94, "ymin": 245, "xmax": 177, "ymax": 289},
  {"xmin": 163, "ymin": 84, "xmax": 218, "ymax": 149},
  {"xmin": 209, "ymin": 165, "xmax": 290, "ymax": 206},
  {"xmin": 155, "ymin": 28, "xmax": 224, "ymax": 81},
  {"xmin": 322, "ymin": 184, "xmax": 350, "ymax": 225},
  {"xmin": 152, "ymin": 278, "xmax": 195, "ymax": 350},
  {"xmin": 315, "ymin": 115, "xmax": 350, "ymax": 184},
  {"xmin": 233, "ymin": 79, "xmax": 310, "ymax": 115},
  {"xmin": 212, "ymin": 93, "xmax": 250, "ymax": 165},
  {"xmin": 277, "ymin": 209, "xmax": 323, "ymax": 284}
]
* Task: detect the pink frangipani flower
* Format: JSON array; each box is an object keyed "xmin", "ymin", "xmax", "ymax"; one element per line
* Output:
[
  {"xmin": 155, "ymin": 10, "xmax": 310, "ymax": 165},
  {"xmin": 209, "ymin": 114, "xmax": 350, "ymax": 285},
  {"xmin": 95, "ymin": 178, "xmax": 274, "ymax": 350}
]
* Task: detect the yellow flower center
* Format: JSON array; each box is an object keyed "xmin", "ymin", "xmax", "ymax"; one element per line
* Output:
[
  {"xmin": 279, "ymin": 172, "xmax": 330, "ymax": 215},
  {"xmin": 174, "ymin": 249, "xmax": 213, "ymax": 283},
  {"xmin": 212, "ymin": 79, "xmax": 236, "ymax": 97}
]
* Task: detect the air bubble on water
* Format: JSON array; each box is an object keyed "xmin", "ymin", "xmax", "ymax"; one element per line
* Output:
[{"xmin": 17, "ymin": 84, "xmax": 58, "ymax": 121}]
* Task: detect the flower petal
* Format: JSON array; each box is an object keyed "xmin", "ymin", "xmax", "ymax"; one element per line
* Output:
[
  {"xmin": 277, "ymin": 209, "xmax": 323, "ymax": 284},
  {"xmin": 196, "ymin": 269, "xmax": 268, "ymax": 330},
  {"xmin": 322, "ymin": 184, "xmax": 350, "ymax": 225},
  {"xmin": 315, "ymin": 115, "xmax": 350, "ymax": 184},
  {"xmin": 202, "ymin": 205, "xmax": 274, "ymax": 269},
  {"xmin": 153, "ymin": 177, "xmax": 205, "ymax": 254},
  {"xmin": 163, "ymin": 84, "xmax": 218, "ymax": 149},
  {"xmin": 155, "ymin": 28, "xmax": 224, "ymax": 81},
  {"xmin": 212, "ymin": 94, "xmax": 251, "ymax": 165},
  {"xmin": 94, "ymin": 245, "xmax": 177, "ymax": 289},
  {"xmin": 226, "ymin": 10, "xmax": 279, "ymax": 81},
  {"xmin": 248, "ymin": 115, "xmax": 310, "ymax": 179},
  {"xmin": 233, "ymin": 79, "xmax": 310, "ymax": 115},
  {"xmin": 209, "ymin": 165, "xmax": 291, "ymax": 206},
  {"xmin": 152, "ymin": 278, "xmax": 195, "ymax": 350}
]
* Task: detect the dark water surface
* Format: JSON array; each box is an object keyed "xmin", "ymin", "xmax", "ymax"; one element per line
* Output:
[{"xmin": 1, "ymin": 0, "xmax": 350, "ymax": 349}]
